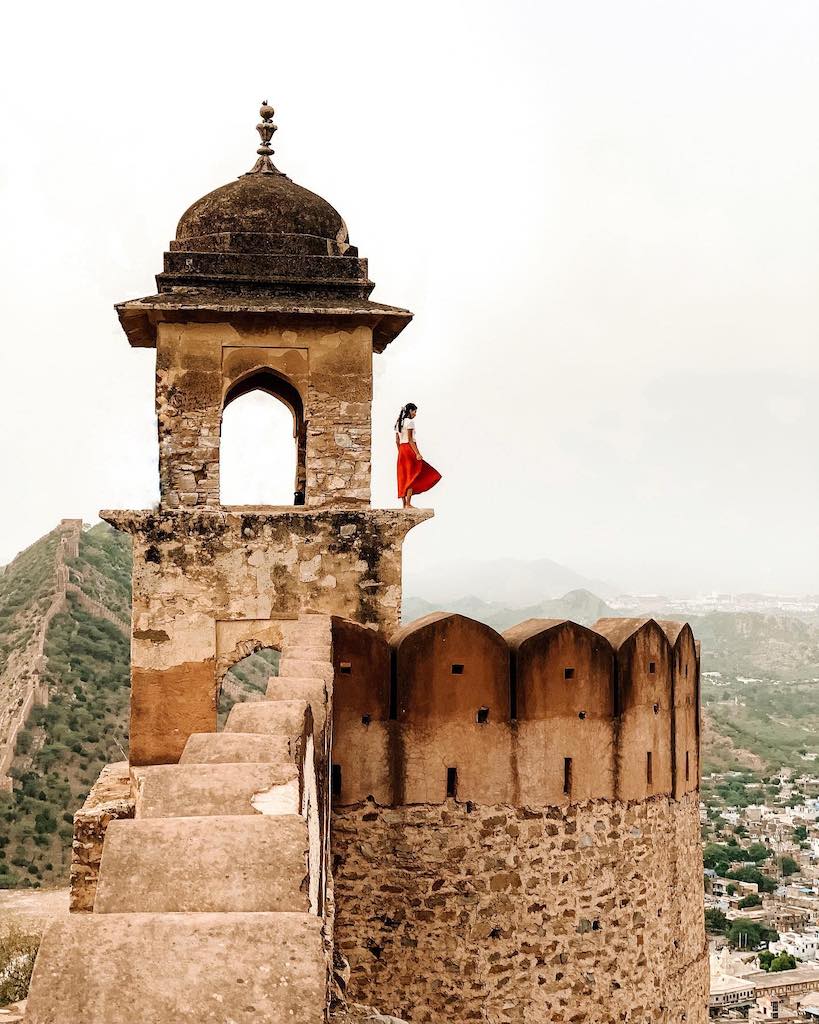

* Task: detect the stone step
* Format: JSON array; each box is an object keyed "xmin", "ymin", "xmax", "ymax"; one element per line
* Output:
[
  {"xmin": 24, "ymin": 912, "xmax": 324, "ymax": 1024},
  {"xmin": 279, "ymin": 657, "xmax": 333, "ymax": 681},
  {"xmin": 282, "ymin": 645, "xmax": 330, "ymax": 661},
  {"xmin": 225, "ymin": 699, "xmax": 309, "ymax": 739},
  {"xmin": 179, "ymin": 731, "xmax": 291, "ymax": 765},
  {"xmin": 266, "ymin": 676, "xmax": 327, "ymax": 704},
  {"xmin": 133, "ymin": 762, "xmax": 299, "ymax": 818},
  {"xmin": 95, "ymin": 815, "xmax": 309, "ymax": 914},
  {"xmin": 286, "ymin": 623, "xmax": 330, "ymax": 641}
]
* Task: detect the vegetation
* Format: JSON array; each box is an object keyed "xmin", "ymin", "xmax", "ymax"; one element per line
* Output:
[
  {"xmin": 726, "ymin": 918, "xmax": 778, "ymax": 950},
  {"xmin": 725, "ymin": 867, "xmax": 776, "ymax": 894},
  {"xmin": 780, "ymin": 855, "xmax": 799, "ymax": 877},
  {"xmin": 758, "ymin": 950, "xmax": 798, "ymax": 973},
  {"xmin": 703, "ymin": 839, "xmax": 772, "ymax": 875},
  {"xmin": 0, "ymin": 597, "xmax": 130, "ymax": 886},
  {"xmin": 0, "ymin": 925, "xmax": 39, "ymax": 1004},
  {"xmin": 705, "ymin": 908, "xmax": 728, "ymax": 933},
  {"xmin": 738, "ymin": 893, "xmax": 762, "ymax": 909}
]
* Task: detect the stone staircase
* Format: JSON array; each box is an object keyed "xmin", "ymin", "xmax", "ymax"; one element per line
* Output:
[{"xmin": 24, "ymin": 614, "xmax": 333, "ymax": 1024}]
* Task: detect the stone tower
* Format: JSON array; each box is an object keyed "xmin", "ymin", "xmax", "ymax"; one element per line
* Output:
[
  {"xmin": 23, "ymin": 103, "xmax": 707, "ymax": 1024},
  {"xmin": 106, "ymin": 101, "xmax": 430, "ymax": 766}
]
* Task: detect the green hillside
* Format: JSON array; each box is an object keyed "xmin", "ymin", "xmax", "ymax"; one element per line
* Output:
[{"xmin": 0, "ymin": 522, "xmax": 277, "ymax": 888}]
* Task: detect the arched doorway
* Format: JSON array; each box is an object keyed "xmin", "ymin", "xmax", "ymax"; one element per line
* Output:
[{"xmin": 220, "ymin": 369, "xmax": 307, "ymax": 505}]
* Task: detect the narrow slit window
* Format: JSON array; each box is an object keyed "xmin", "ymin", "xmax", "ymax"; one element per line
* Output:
[
  {"xmin": 476, "ymin": 707, "xmax": 489, "ymax": 724},
  {"xmin": 339, "ymin": 661, "xmax": 352, "ymax": 675},
  {"xmin": 563, "ymin": 757, "xmax": 573, "ymax": 796},
  {"xmin": 451, "ymin": 663, "xmax": 464, "ymax": 675},
  {"xmin": 564, "ymin": 667, "xmax": 575, "ymax": 680},
  {"xmin": 361, "ymin": 714, "xmax": 371, "ymax": 726},
  {"xmin": 685, "ymin": 751, "xmax": 690, "ymax": 782},
  {"xmin": 331, "ymin": 763, "xmax": 342, "ymax": 798},
  {"xmin": 648, "ymin": 661, "xmax": 656, "ymax": 674},
  {"xmin": 446, "ymin": 767, "xmax": 458, "ymax": 798},
  {"xmin": 646, "ymin": 751, "xmax": 653, "ymax": 786},
  {"xmin": 388, "ymin": 657, "xmax": 398, "ymax": 721},
  {"xmin": 685, "ymin": 664, "xmax": 689, "ymax": 678}
]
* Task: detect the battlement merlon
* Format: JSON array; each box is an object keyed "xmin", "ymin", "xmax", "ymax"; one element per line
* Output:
[{"xmin": 100, "ymin": 506, "xmax": 432, "ymax": 766}]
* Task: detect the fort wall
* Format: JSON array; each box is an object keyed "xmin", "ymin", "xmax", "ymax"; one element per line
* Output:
[
  {"xmin": 329, "ymin": 612, "xmax": 707, "ymax": 1023},
  {"xmin": 330, "ymin": 613, "xmax": 700, "ymax": 807},
  {"xmin": 0, "ymin": 520, "xmax": 84, "ymax": 790},
  {"xmin": 332, "ymin": 793, "xmax": 708, "ymax": 1024}
]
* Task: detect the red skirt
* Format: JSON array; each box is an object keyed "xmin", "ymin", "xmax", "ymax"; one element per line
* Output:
[{"xmin": 397, "ymin": 443, "xmax": 442, "ymax": 498}]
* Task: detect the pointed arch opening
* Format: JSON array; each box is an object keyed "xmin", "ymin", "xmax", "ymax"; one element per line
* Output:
[{"xmin": 220, "ymin": 369, "xmax": 307, "ymax": 506}]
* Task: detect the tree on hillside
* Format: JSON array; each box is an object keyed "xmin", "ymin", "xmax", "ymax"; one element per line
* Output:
[
  {"xmin": 727, "ymin": 919, "xmax": 778, "ymax": 950},
  {"xmin": 747, "ymin": 842, "xmax": 771, "ymax": 862},
  {"xmin": 705, "ymin": 908, "xmax": 728, "ymax": 934},
  {"xmin": 780, "ymin": 856, "xmax": 799, "ymax": 877},
  {"xmin": 793, "ymin": 825, "xmax": 808, "ymax": 842},
  {"xmin": 726, "ymin": 867, "xmax": 776, "ymax": 894},
  {"xmin": 739, "ymin": 894, "xmax": 762, "ymax": 909},
  {"xmin": 770, "ymin": 952, "xmax": 797, "ymax": 972}
]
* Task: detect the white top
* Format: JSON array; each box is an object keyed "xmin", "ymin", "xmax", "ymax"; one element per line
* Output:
[{"xmin": 398, "ymin": 416, "xmax": 416, "ymax": 444}]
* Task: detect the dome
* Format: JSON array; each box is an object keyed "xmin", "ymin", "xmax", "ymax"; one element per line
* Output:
[
  {"xmin": 157, "ymin": 102, "xmax": 371, "ymax": 299},
  {"xmin": 174, "ymin": 172, "xmax": 351, "ymax": 255}
]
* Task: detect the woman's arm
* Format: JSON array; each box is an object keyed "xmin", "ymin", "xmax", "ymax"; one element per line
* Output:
[
  {"xmin": 395, "ymin": 431, "xmax": 401, "ymax": 450},
  {"xmin": 408, "ymin": 428, "xmax": 422, "ymax": 460}
]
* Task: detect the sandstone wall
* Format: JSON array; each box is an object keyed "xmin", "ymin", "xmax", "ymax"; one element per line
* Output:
[
  {"xmin": 331, "ymin": 614, "xmax": 700, "ymax": 808},
  {"xmin": 103, "ymin": 508, "xmax": 428, "ymax": 766},
  {"xmin": 69, "ymin": 761, "xmax": 135, "ymax": 912},
  {"xmin": 332, "ymin": 793, "xmax": 708, "ymax": 1024},
  {"xmin": 155, "ymin": 321, "xmax": 374, "ymax": 509}
]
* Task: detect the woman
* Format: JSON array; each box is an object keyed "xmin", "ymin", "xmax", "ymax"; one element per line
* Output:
[{"xmin": 395, "ymin": 403, "xmax": 441, "ymax": 508}]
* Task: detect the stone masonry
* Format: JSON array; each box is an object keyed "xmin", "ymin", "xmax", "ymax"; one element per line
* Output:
[{"xmin": 332, "ymin": 794, "xmax": 707, "ymax": 1024}]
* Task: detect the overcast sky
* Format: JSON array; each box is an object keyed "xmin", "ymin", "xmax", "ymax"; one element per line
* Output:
[{"xmin": 1, "ymin": 1, "xmax": 817, "ymax": 595}]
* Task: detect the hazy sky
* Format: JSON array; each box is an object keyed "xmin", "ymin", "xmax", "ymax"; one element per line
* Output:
[{"xmin": 2, "ymin": 1, "xmax": 818, "ymax": 595}]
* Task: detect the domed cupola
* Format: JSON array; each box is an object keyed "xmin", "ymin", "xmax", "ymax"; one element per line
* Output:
[
  {"xmin": 116, "ymin": 101, "xmax": 412, "ymax": 353},
  {"xmin": 157, "ymin": 102, "xmax": 372, "ymax": 298}
]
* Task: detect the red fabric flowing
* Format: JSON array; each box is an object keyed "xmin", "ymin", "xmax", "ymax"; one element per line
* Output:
[{"xmin": 397, "ymin": 443, "xmax": 442, "ymax": 498}]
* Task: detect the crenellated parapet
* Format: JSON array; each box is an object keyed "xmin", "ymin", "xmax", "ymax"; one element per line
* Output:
[{"xmin": 330, "ymin": 611, "xmax": 701, "ymax": 807}]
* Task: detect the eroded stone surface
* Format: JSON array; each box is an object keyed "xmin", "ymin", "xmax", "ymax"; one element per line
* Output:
[
  {"xmin": 332, "ymin": 793, "xmax": 707, "ymax": 1024},
  {"xmin": 69, "ymin": 762, "xmax": 134, "ymax": 913}
]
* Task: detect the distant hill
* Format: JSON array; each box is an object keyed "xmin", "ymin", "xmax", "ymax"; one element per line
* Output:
[
  {"xmin": 404, "ymin": 557, "xmax": 618, "ymax": 605},
  {"xmin": 403, "ymin": 589, "xmax": 615, "ymax": 631}
]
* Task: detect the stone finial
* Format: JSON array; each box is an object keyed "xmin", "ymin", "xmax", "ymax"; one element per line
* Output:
[{"xmin": 247, "ymin": 100, "xmax": 283, "ymax": 176}]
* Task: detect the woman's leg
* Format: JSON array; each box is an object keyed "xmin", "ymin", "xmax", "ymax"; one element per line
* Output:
[{"xmin": 404, "ymin": 487, "xmax": 414, "ymax": 508}]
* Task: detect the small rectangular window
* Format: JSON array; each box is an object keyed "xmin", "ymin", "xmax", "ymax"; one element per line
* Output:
[
  {"xmin": 563, "ymin": 757, "xmax": 573, "ymax": 796},
  {"xmin": 331, "ymin": 764, "xmax": 342, "ymax": 798},
  {"xmin": 476, "ymin": 707, "xmax": 489, "ymax": 724},
  {"xmin": 648, "ymin": 661, "xmax": 656, "ymax": 674},
  {"xmin": 339, "ymin": 661, "xmax": 352, "ymax": 675},
  {"xmin": 685, "ymin": 750, "xmax": 690, "ymax": 782},
  {"xmin": 451, "ymin": 664, "xmax": 464, "ymax": 675},
  {"xmin": 646, "ymin": 751, "xmax": 653, "ymax": 785},
  {"xmin": 446, "ymin": 767, "xmax": 458, "ymax": 798},
  {"xmin": 564, "ymin": 667, "xmax": 575, "ymax": 680}
]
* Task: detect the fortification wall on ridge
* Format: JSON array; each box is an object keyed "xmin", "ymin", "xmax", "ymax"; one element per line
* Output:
[
  {"xmin": 330, "ymin": 613, "xmax": 700, "ymax": 807},
  {"xmin": 0, "ymin": 520, "xmax": 85, "ymax": 790}
]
